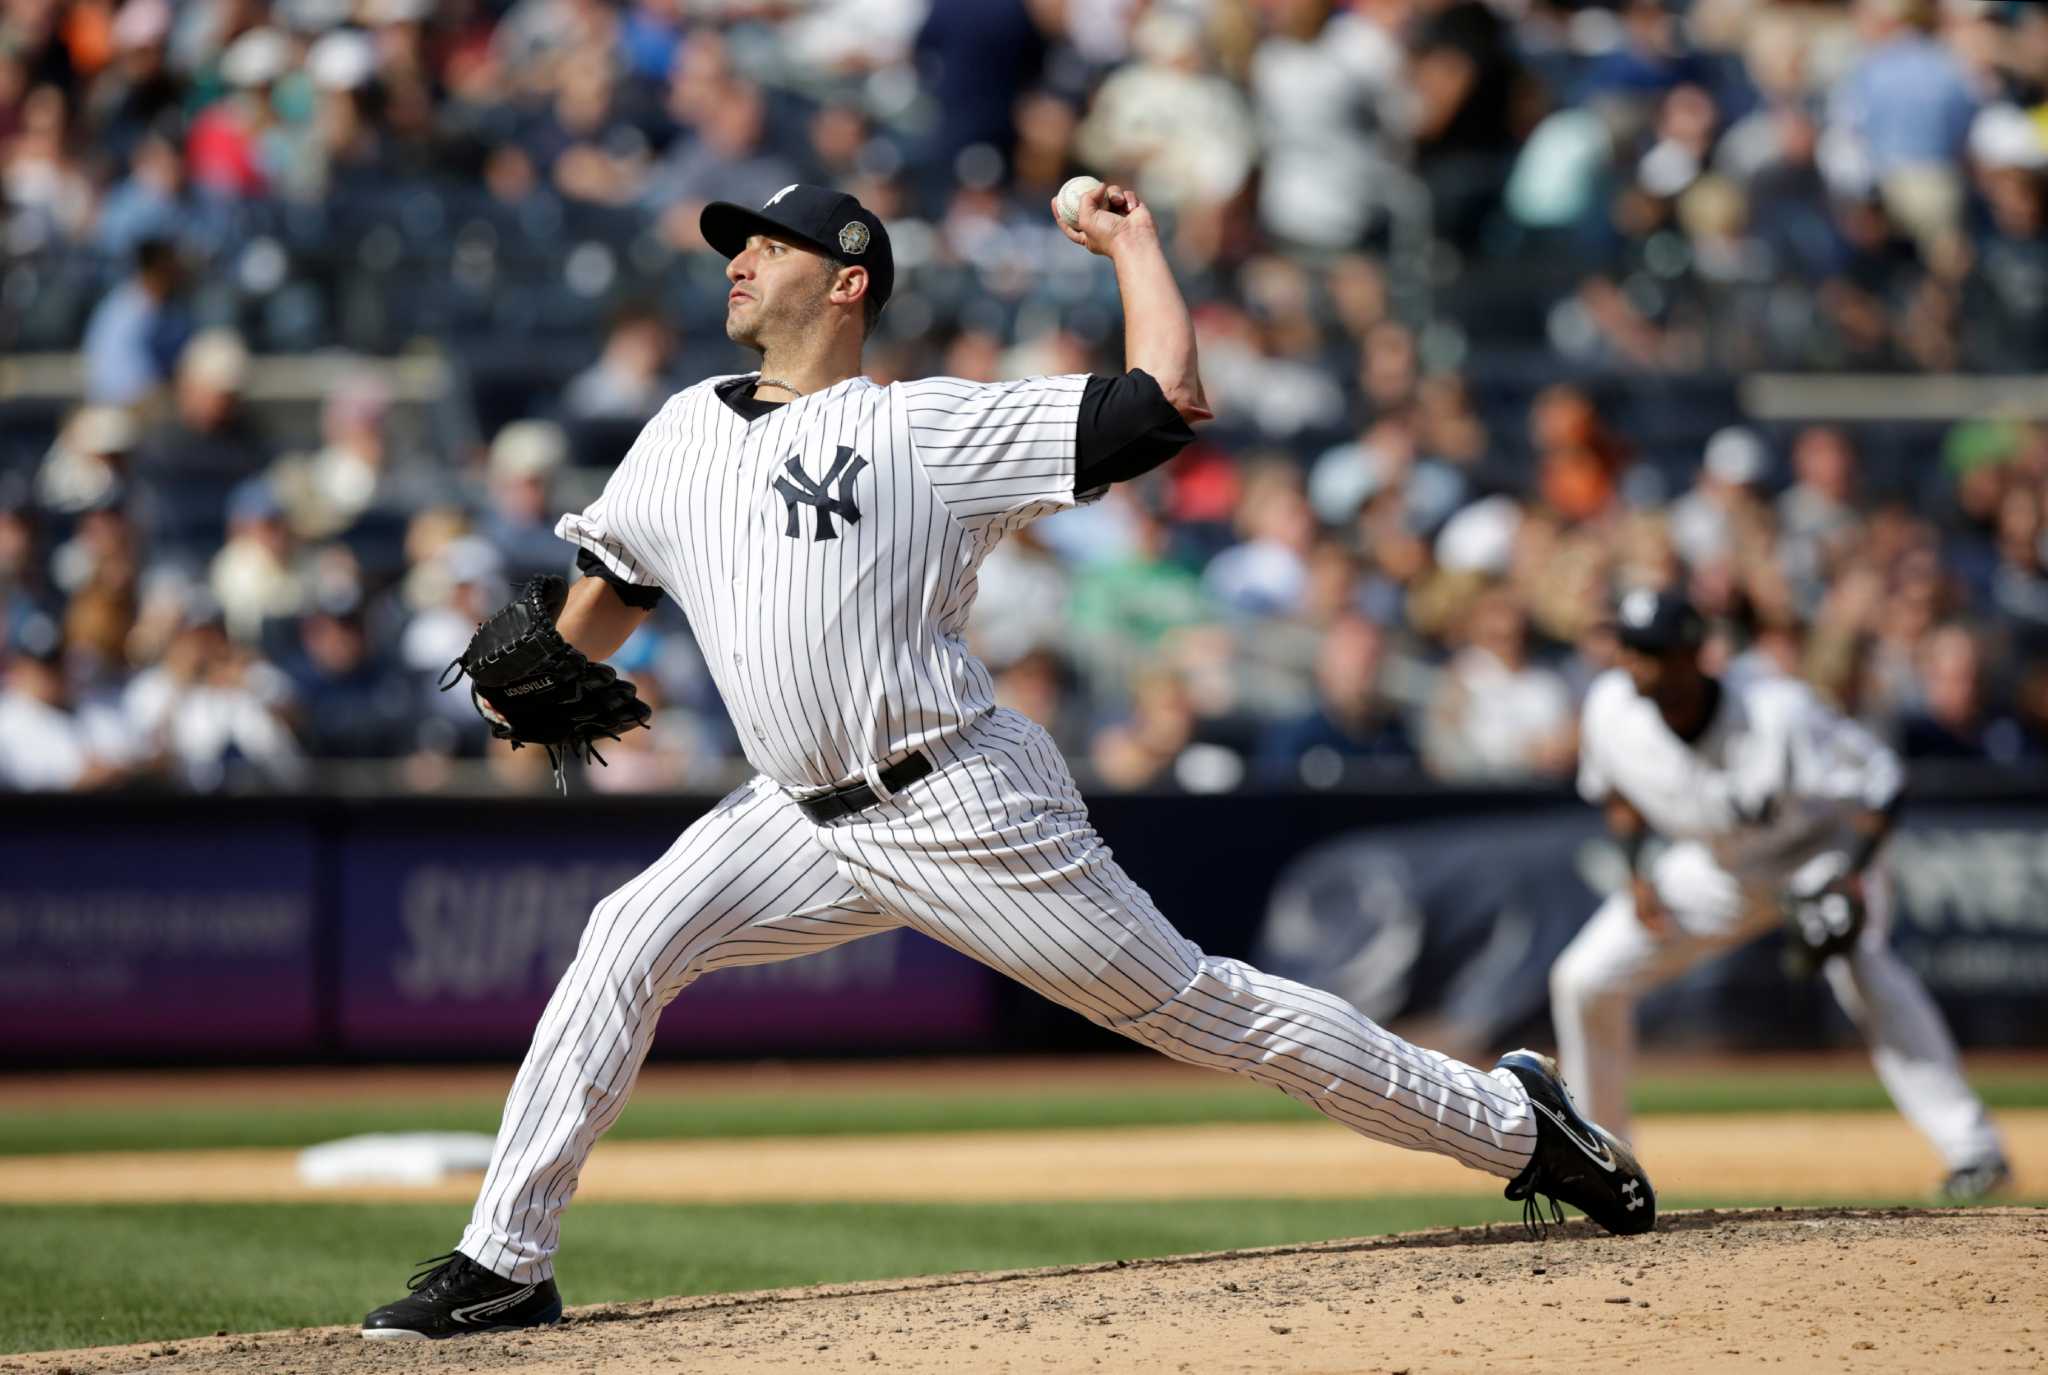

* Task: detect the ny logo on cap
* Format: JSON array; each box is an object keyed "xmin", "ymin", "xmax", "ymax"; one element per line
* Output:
[
  {"xmin": 1620, "ymin": 588, "xmax": 1658, "ymax": 628},
  {"xmin": 765, "ymin": 184, "xmax": 798, "ymax": 208}
]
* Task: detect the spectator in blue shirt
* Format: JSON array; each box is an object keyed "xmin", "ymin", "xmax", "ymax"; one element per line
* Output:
[
  {"xmin": 1829, "ymin": 0, "xmax": 1979, "ymax": 182},
  {"xmin": 1257, "ymin": 614, "xmax": 1416, "ymax": 784},
  {"xmin": 80, "ymin": 237, "xmax": 188, "ymax": 405},
  {"xmin": 283, "ymin": 590, "xmax": 420, "ymax": 761}
]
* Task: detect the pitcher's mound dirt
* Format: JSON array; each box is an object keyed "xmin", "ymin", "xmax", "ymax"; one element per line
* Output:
[{"xmin": 12, "ymin": 1208, "xmax": 2046, "ymax": 1375}]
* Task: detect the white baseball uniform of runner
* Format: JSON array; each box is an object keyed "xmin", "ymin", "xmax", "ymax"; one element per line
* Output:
[
  {"xmin": 454, "ymin": 371, "xmax": 1539, "ymax": 1283},
  {"xmin": 1552, "ymin": 664, "xmax": 2003, "ymax": 1169}
]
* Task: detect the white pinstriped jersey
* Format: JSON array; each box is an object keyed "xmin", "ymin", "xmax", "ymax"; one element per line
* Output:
[
  {"xmin": 1577, "ymin": 665, "xmax": 1904, "ymax": 885},
  {"xmin": 555, "ymin": 371, "xmax": 1091, "ymax": 791}
]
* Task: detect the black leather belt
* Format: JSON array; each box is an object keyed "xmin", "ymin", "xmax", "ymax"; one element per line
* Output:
[{"xmin": 793, "ymin": 752, "xmax": 934, "ymax": 823}]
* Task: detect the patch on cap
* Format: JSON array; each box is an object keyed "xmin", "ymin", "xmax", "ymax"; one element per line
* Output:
[{"xmin": 838, "ymin": 221, "xmax": 870, "ymax": 256}]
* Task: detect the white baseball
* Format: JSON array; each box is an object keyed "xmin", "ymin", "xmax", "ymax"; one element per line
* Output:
[{"xmin": 1057, "ymin": 175, "xmax": 1104, "ymax": 230}]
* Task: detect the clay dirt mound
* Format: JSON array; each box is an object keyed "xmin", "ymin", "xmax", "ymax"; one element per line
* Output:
[{"xmin": 10, "ymin": 1208, "xmax": 2046, "ymax": 1375}]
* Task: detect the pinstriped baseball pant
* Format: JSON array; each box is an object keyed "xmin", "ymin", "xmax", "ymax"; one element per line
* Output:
[{"xmin": 459, "ymin": 710, "xmax": 1538, "ymax": 1282}]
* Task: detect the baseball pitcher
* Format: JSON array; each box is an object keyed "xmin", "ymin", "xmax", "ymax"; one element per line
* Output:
[{"xmin": 363, "ymin": 183, "xmax": 1657, "ymax": 1339}]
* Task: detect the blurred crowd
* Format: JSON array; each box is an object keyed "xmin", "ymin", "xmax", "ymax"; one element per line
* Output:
[{"xmin": 2, "ymin": 0, "xmax": 2046, "ymax": 794}]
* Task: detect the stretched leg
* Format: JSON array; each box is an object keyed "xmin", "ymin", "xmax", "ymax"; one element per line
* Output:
[
  {"xmin": 823, "ymin": 717, "xmax": 1534, "ymax": 1179},
  {"xmin": 459, "ymin": 778, "xmax": 897, "ymax": 1282},
  {"xmin": 1820, "ymin": 872, "xmax": 2003, "ymax": 1171}
]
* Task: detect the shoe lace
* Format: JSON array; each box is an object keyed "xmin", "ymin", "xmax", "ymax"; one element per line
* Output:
[
  {"xmin": 1504, "ymin": 1162, "xmax": 1568, "ymax": 1240},
  {"xmin": 1520, "ymin": 1190, "xmax": 1566, "ymax": 1239},
  {"xmin": 406, "ymin": 1252, "xmax": 468, "ymax": 1294}
]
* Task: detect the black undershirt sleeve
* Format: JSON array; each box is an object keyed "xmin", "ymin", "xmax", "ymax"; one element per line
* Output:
[
  {"xmin": 1074, "ymin": 369, "xmax": 1197, "ymax": 494},
  {"xmin": 575, "ymin": 547, "xmax": 665, "ymax": 610}
]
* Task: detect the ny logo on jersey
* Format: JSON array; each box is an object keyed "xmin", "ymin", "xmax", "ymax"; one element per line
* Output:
[{"xmin": 774, "ymin": 446, "xmax": 868, "ymax": 541}]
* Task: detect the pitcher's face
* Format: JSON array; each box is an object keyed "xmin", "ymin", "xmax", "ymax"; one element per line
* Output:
[{"xmin": 724, "ymin": 233, "xmax": 831, "ymax": 352}]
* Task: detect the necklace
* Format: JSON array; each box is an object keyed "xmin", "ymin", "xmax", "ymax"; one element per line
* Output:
[{"xmin": 755, "ymin": 376, "xmax": 801, "ymax": 397}]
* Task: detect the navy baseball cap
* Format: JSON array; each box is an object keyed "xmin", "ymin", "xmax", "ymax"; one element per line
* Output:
[
  {"xmin": 701, "ymin": 183, "xmax": 894, "ymax": 313},
  {"xmin": 1611, "ymin": 588, "xmax": 1705, "ymax": 653}
]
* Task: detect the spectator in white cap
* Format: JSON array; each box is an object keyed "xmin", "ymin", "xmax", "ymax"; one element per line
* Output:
[
  {"xmin": 307, "ymin": 28, "xmax": 377, "ymax": 90},
  {"xmin": 301, "ymin": 28, "xmax": 386, "ymax": 196},
  {"xmin": 181, "ymin": 325, "xmax": 252, "ymax": 396},
  {"xmin": 184, "ymin": 26, "xmax": 295, "ymax": 198},
  {"xmin": 480, "ymin": 420, "xmax": 571, "ymax": 581},
  {"xmin": 1670, "ymin": 425, "xmax": 1772, "ymax": 569},
  {"xmin": 1433, "ymin": 493, "xmax": 1524, "ymax": 579},
  {"xmin": 1962, "ymin": 104, "xmax": 2048, "ymax": 369},
  {"xmin": 130, "ymin": 328, "xmax": 272, "ymax": 562}
]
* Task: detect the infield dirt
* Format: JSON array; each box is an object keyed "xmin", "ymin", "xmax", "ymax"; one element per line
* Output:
[
  {"xmin": 6, "ymin": 1208, "xmax": 2044, "ymax": 1374},
  {"xmin": 9, "ymin": 1109, "xmax": 2048, "ymax": 1204}
]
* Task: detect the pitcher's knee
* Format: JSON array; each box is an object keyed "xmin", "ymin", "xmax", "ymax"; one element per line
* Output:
[
  {"xmin": 1106, "ymin": 953, "xmax": 1240, "ymax": 1051},
  {"xmin": 568, "ymin": 889, "xmax": 713, "ymax": 1006}
]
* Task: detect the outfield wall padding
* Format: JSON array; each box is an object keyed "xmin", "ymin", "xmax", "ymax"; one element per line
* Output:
[{"xmin": 2, "ymin": 781, "xmax": 2043, "ymax": 1063}]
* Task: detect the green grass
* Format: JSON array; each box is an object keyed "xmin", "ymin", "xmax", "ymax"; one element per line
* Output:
[
  {"xmin": 1627, "ymin": 1068, "xmax": 2048, "ymax": 1117},
  {"xmin": 1, "ymin": 1197, "xmax": 1523, "ymax": 1355},
  {"xmin": 4, "ymin": 1068, "xmax": 2045, "ymax": 1158},
  {"xmin": 0, "ymin": 1087, "xmax": 1310, "ymax": 1157}
]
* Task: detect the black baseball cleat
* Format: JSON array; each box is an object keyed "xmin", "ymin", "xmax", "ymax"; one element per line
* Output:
[
  {"xmin": 1939, "ymin": 1155, "xmax": 2012, "ymax": 1203},
  {"xmin": 361, "ymin": 1251, "xmax": 563, "ymax": 1340},
  {"xmin": 1496, "ymin": 1049, "xmax": 1656, "ymax": 1237}
]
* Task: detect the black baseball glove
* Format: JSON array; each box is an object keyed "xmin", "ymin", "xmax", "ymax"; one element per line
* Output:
[
  {"xmin": 439, "ymin": 574, "xmax": 651, "ymax": 788},
  {"xmin": 1779, "ymin": 869, "xmax": 1867, "ymax": 978}
]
